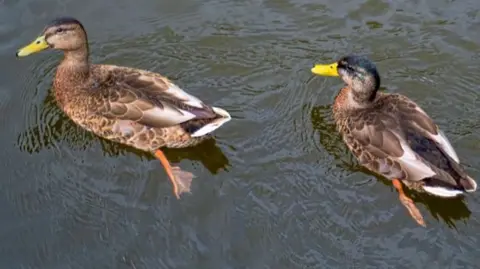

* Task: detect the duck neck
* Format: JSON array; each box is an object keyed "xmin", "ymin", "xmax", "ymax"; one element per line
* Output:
[
  {"xmin": 54, "ymin": 45, "xmax": 90, "ymax": 107},
  {"xmin": 56, "ymin": 45, "xmax": 90, "ymax": 83},
  {"xmin": 347, "ymin": 89, "xmax": 374, "ymax": 109},
  {"xmin": 351, "ymin": 85, "xmax": 377, "ymax": 106},
  {"xmin": 348, "ymin": 74, "xmax": 380, "ymax": 108}
]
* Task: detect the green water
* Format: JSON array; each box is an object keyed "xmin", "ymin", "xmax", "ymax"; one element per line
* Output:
[{"xmin": 1, "ymin": 0, "xmax": 480, "ymax": 268}]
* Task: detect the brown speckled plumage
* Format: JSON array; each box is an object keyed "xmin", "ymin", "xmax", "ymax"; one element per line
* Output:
[
  {"xmin": 54, "ymin": 64, "xmax": 224, "ymax": 151},
  {"xmin": 17, "ymin": 17, "xmax": 231, "ymax": 199},
  {"xmin": 334, "ymin": 90, "xmax": 466, "ymax": 191},
  {"xmin": 313, "ymin": 55, "xmax": 477, "ymax": 225},
  {"xmin": 22, "ymin": 17, "xmax": 230, "ymax": 152},
  {"xmin": 327, "ymin": 56, "xmax": 477, "ymax": 195}
]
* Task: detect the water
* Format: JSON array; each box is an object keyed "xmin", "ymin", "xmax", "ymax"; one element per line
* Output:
[{"xmin": 1, "ymin": 0, "xmax": 480, "ymax": 268}]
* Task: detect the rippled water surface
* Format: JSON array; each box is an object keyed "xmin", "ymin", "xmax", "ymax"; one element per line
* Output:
[{"xmin": 1, "ymin": 0, "xmax": 480, "ymax": 268}]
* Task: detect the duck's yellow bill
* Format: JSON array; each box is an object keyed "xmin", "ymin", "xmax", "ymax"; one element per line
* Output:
[
  {"xmin": 16, "ymin": 35, "xmax": 49, "ymax": 57},
  {"xmin": 311, "ymin": 63, "xmax": 339, "ymax": 76}
]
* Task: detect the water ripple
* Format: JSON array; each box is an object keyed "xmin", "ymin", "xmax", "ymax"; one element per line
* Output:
[{"xmin": 2, "ymin": 0, "xmax": 480, "ymax": 268}]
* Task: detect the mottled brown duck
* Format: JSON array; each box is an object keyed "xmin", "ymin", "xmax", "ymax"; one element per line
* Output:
[
  {"xmin": 311, "ymin": 55, "xmax": 477, "ymax": 226},
  {"xmin": 16, "ymin": 17, "xmax": 231, "ymax": 199}
]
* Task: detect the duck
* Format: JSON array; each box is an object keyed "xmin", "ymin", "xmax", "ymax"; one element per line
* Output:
[
  {"xmin": 311, "ymin": 55, "xmax": 477, "ymax": 226},
  {"xmin": 16, "ymin": 17, "xmax": 231, "ymax": 199}
]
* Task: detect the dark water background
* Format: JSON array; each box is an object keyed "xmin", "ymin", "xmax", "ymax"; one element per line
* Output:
[{"xmin": 1, "ymin": 0, "xmax": 480, "ymax": 268}]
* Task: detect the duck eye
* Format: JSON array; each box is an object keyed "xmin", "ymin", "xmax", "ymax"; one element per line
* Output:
[{"xmin": 56, "ymin": 28, "xmax": 64, "ymax": 33}]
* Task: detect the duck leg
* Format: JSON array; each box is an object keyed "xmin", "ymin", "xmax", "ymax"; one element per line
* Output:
[
  {"xmin": 154, "ymin": 149, "xmax": 194, "ymax": 199},
  {"xmin": 392, "ymin": 179, "xmax": 426, "ymax": 227}
]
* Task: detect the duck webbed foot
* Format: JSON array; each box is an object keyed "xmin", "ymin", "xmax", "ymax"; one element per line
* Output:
[
  {"xmin": 154, "ymin": 149, "xmax": 194, "ymax": 199},
  {"xmin": 392, "ymin": 179, "xmax": 426, "ymax": 227}
]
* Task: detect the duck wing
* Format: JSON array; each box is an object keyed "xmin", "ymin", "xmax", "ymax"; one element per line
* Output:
[
  {"xmin": 394, "ymin": 94, "xmax": 476, "ymax": 195},
  {"xmin": 392, "ymin": 94, "xmax": 459, "ymax": 163},
  {"xmin": 96, "ymin": 66, "xmax": 219, "ymax": 129},
  {"xmin": 345, "ymin": 94, "xmax": 476, "ymax": 195}
]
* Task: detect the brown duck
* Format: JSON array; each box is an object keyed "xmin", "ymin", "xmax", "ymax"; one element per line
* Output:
[
  {"xmin": 16, "ymin": 17, "xmax": 231, "ymax": 199},
  {"xmin": 311, "ymin": 55, "xmax": 477, "ymax": 226}
]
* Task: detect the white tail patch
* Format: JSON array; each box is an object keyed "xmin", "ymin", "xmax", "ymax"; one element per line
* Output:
[
  {"xmin": 465, "ymin": 176, "xmax": 477, "ymax": 192},
  {"xmin": 422, "ymin": 186, "xmax": 464, "ymax": 197},
  {"xmin": 190, "ymin": 106, "xmax": 232, "ymax": 137}
]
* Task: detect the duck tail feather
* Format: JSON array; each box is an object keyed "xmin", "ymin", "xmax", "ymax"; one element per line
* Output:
[
  {"xmin": 189, "ymin": 106, "xmax": 231, "ymax": 138},
  {"xmin": 460, "ymin": 175, "xmax": 477, "ymax": 193}
]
